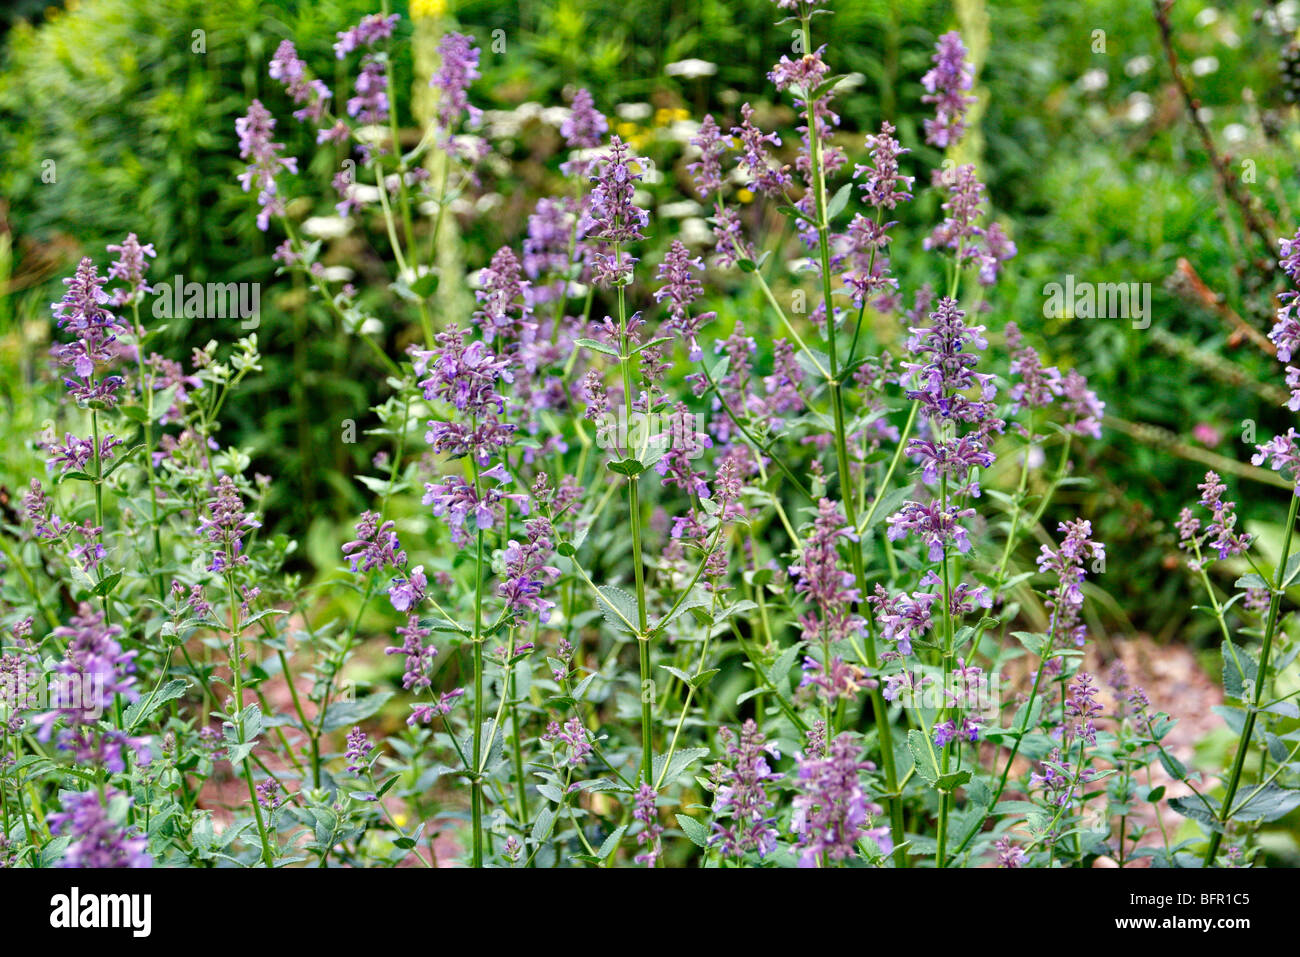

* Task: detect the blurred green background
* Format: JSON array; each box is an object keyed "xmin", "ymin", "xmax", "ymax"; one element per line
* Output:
[{"xmin": 2, "ymin": 0, "xmax": 1298, "ymax": 653}]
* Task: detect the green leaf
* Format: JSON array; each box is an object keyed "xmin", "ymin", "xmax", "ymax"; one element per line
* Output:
[
  {"xmin": 1230, "ymin": 785, "xmax": 1300, "ymax": 822},
  {"xmin": 1168, "ymin": 796, "xmax": 1223, "ymax": 833},
  {"xmin": 689, "ymin": 669, "xmax": 720, "ymax": 690},
  {"xmin": 676, "ymin": 813, "xmax": 710, "ymax": 848},
  {"xmin": 531, "ymin": 806, "xmax": 556, "ymax": 844},
  {"xmin": 90, "ymin": 571, "xmax": 123, "ymax": 598},
  {"xmin": 1012, "ymin": 631, "xmax": 1047, "ymax": 657},
  {"xmin": 607, "ymin": 457, "xmax": 646, "ymax": 477},
  {"xmin": 1234, "ymin": 572, "xmax": 1269, "ymax": 591},
  {"xmin": 1220, "ymin": 641, "xmax": 1257, "ymax": 701},
  {"xmin": 936, "ymin": 769, "xmax": 972, "ymax": 792},
  {"xmin": 593, "ymin": 584, "xmax": 641, "ymax": 635},
  {"xmin": 652, "ymin": 747, "xmax": 710, "ymax": 786},
  {"xmin": 597, "ymin": 825, "xmax": 628, "ymax": 859},
  {"xmin": 1284, "ymin": 552, "xmax": 1300, "ymax": 588},
  {"xmin": 575, "ymin": 337, "xmax": 620, "ymax": 358},
  {"xmin": 826, "ymin": 182, "xmax": 853, "ymax": 221},
  {"xmin": 908, "ymin": 730, "xmax": 939, "ymax": 786},
  {"xmin": 862, "ymin": 486, "xmax": 910, "ymax": 534},
  {"xmin": 1157, "ymin": 749, "xmax": 1187, "ymax": 781},
  {"xmin": 321, "ymin": 692, "xmax": 395, "ymax": 733},
  {"xmin": 123, "ymin": 678, "xmax": 189, "ymax": 731}
]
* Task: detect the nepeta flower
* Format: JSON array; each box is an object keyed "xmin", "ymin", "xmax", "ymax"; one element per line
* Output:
[
  {"xmin": 474, "ymin": 246, "xmax": 535, "ymax": 343},
  {"xmin": 921, "ymin": 31, "xmax": 976, "ymax": 148},
  {"xmin": 198, "ymin": 476, "xmax": 261, "ymax": 574},
  {"xmin": 1196, "ymin": 471, "xmax": 1251, "ymax": 560},
  {"xmin": 654, "ymin": 241, "xmax": 715, "ymax": 360},
  {"xmin": 800, "ymin": 655, "xmax": 875, "ymax": 702},
  {"xmin": 902, "ymin": 297, "xmax": 994, "ymax": 423},
  {"xmin": 388, "ymin": 565, "xmax": 427, "ymax": 613},
  {"xmin": 345, "ymin": 726, "xmax": 374, "ymax": 773},
  {"xmin": 48, "ymin": 790, "xmax": 151, "ymax": 868},
  {"xmin": 106, "ymin": 233, "xmax": 156, "ymax": 307},
  {"xmin": 542, "ymin": 717, "xmax": 592, "ymax": 767},
  {"xmin": 498, "ymin": 518, "xmax": 559, "ymax": 622},
  {"xmin": 1004, "ymin": 322, "xmax": 1062, "ymax": 414},
  {"xmin": 269, "ymin": 40, "xmax": 332, "ymax": 125},
  {"xmin": 1065, "ymin": 671, "xmax": 1103, "ymax": 746},
  {"xmin": 710, "ymin": 720, "xmax": 783, "ymax": 859},
  {"xmin": 236, "ymin": 99, "xmax": 298, "ymax": 231},
  {"xmin": 580, "ymin": 135, "xmax": 649, "ymax": 245},
  {"xmin": 633, "ymin": 784, "xmax": 664, "ymax": 866},
  {"xmin": 385, "ymin": 615, "xmax": 436, "ymax": 690},
  {"xmin": 334, "ymin": 12, "xmax": 399, "ymax": 58},
  {"xmin": 1060, "ymin": 369, "xmax": 1104, "ymax": 439},
  {"xmin": 1252, "ymin": 428, "xmax": 1300, "ymax": 495},
  {"xmin": 867, "ymin": 586, "xmax": 937, "ymax": 656},
  {"xmin": 408, "ymin": 688, "xmax": 465, "ymax": 726},
  {"xmin": 51, "ymin": 258, "xmax": 125, "ymax": 405},
  {"xmin": 1036, "ymin": 519, "xmax": 1105, "ymax": 648},
  {"xmin": 886, "ymin": 500, "xmax": 975, "ymax": 562},
  {"xmin": 732, "ymin": 104, "xmax": 791, "ymax": 197},
  {"xmin": 687, "ymin": 114, "xmax": 729, "ymax": 197},
  {"xmin": 347, "ymin": 55, "xmax": 389, "ymax": 126},
  {"xmin": 995, "ymin": 836, "xmax": 1026, "ymax": 868},
  {"xmin": 561, "ymin": 87, "xmax": 607, "ymax": 149},
  {"xmin": 792, "ymin": 733, "xmax": 885, "ymax": 866},
  {"xmin": 431, "ymin": 32, "xmax": 482, "ymax": 133},
  {"xmin": 790, "ymin": 499, "xmax": 864, "ymax": 644},
  {"xmin": 342, "ymin": 511, "xmax": 407, "ymax": 572},
  {"xmin": 925, "ymin": 164, "xmax": 987, "ymax": 266},
  {"xmin": 855, "ymin": 122, "xmax": 913, "ymax": 209}
]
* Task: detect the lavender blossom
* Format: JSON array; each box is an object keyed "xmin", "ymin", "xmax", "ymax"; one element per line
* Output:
[
  {"xmin": 561, "ymin": 87, "xmax": 607, "ymax": 149},
  {"xmin": 710, "ymin": 720, "xmax": 783, "ymax": 859},
  {"xmin": 105, "ymin": 233, "xmax": 157, "ymax": 307},
  {"xmin": 236, "ymin": 99, "xmax": 298, "ymax": 231},
  {"xmin": 687, "ymin": 114, "xmax": 729, "ymax": 197},
  {"xmin": 633, "ymin": 784, "xmax": 664, "ymax": 866},
  {"xmin": 341, "ymin": 511, "xmax": 407, "ymax": 573},
  {"xmin": 48, "ymin": 790, "xmax": 151, "ymax": 868},
  {"xmin": 654, "ymin": 241, "xmax": 716, "ymax": 360},
  {"xmin": 542, "ymin": 717, "xmax": 593, "ymax": 767},
  {"xmin": 791, "ymin": 733, "xmax": 885, "ymax": 866},
  {"xmin": 385, "ymin": 615, "xmax": 436, "ymax": 690},
  {"xmin": 790, "ymin": 499, "xmax": 864, "ymax": 644},
  {"xmin": 921, "ymin": 31, "xmax": 977, "ymax": 148},
  {"xmin": 431, "ymin": 32, "xmax": 482, "ymax": 133}
]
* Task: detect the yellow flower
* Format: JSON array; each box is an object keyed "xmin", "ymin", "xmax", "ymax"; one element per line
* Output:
[
  {"xmin": 411, "ymin": 0, "xmax": 448, "ymax": 20},
  {"xmin": 393, "ymin": 812, "xmax": 408, "ymax": 827},
  {"xmin": 737, "ymin": 188, "xmax": 754, "ymax": 204},
  {"xmin": 653, "ymin": 107, "xmax": 689, "ymax": 127},
  {"xmin": 616, "ymin": 121, "xmax": 640, "ymax": 140}
]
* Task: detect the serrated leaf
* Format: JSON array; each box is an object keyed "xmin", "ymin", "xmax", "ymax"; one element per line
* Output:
[
  {"xmin": 1221, "ymin": 641, "xmax": 1257, "ymax": 701},
  {"xmin": 593, "ymin": 584, "xmax": 641, "ymax": 635},
  {"xmin": 1230, "ymin": 785, "xmax": 1300, "ymax": 822},
  {"xmin": 908, "ymin": 730, "xmax": 939, "ymax": 786},
  {"xmin": 676, "ymin": 813, "xmax": 710, "ymax": 848}
]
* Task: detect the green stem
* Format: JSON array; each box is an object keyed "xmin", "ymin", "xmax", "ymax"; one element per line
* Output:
[{"xmin": 1203, "ymin": 492, "xmax": 1299, "ymax": 865}]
